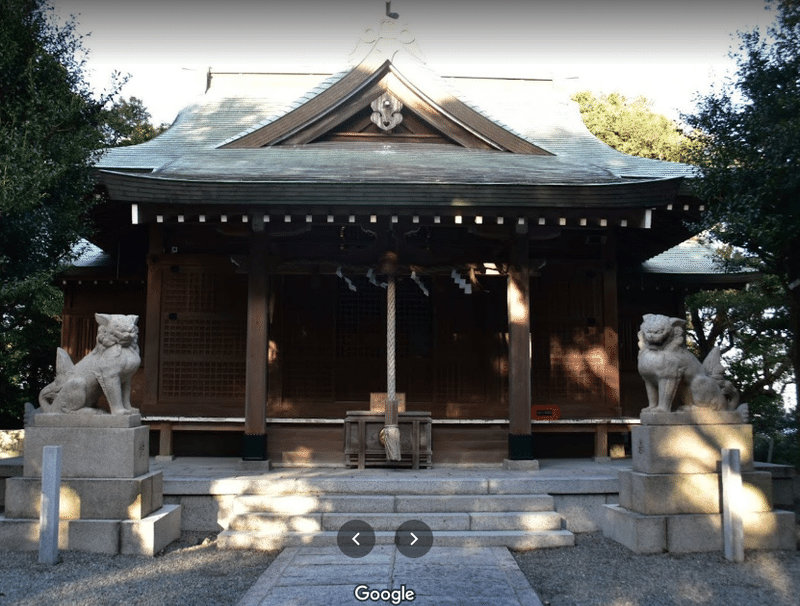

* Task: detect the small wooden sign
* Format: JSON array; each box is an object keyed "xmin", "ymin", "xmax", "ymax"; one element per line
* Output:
[{"xmin": 532, "ymin": 405, "xmax": 561, "ymax": 420}]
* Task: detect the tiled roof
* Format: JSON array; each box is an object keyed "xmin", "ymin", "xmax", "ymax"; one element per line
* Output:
[
  {"xmin": 641, "ymin": 238, "xmax": 753, "ymax": 275},
  {"xmin": 96, "ymin": 64, "xmax": 693, "ymax": 183},
  {"xmin": 71, "ymin": 241, "xmax": 112, "ymax": 268},
  {"xmin": 151, "ymin": 143, "xmax": 626, "ymax": 184}
]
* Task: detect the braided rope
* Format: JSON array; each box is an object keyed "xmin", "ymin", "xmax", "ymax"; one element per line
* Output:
[
  {"xmin": 384, "ymin": 274, "xmax": 401, "ymax": 461},
  {"xmin": 387, "ymin": 275, "xmax": 396, "ymax": 402}
]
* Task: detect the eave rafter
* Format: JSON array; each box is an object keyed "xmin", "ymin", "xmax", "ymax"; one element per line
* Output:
[
  {"xmin": 220, "ymin": 58, "xmax": 551, "ymax": 155},
  {"xmin": 129, "ymin": 204, "xmax": 687, "ymax": 233}
]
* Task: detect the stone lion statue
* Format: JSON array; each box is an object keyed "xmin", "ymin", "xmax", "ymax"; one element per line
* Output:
[
  {"xmin": 637, "ymin": 313, "xmax": 740, "ymax": 413},
  {"xmin": 34, "ymin": 313, "xmax": 141, "ymax": 416}
]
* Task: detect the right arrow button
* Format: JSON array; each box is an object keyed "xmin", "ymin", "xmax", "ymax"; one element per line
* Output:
[{"xmin": 396, "ymin": 520, "xmax": 433, "ymax": 558}]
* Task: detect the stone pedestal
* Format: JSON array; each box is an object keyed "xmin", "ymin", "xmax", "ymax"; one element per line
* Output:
[
  {"xmin": 603, "ymin": 410, "xmax": 794, "ymax": 553},
  {"xmin": 0, "ymin": 414, "xmax": 180, "ymax": 555}
]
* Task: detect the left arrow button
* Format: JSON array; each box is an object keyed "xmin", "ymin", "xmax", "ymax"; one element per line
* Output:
[{"xmin": 337, "ymin": 520, "xmax": 375, "ymax": 558}]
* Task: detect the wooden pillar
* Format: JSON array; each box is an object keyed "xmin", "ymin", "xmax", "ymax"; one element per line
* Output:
[
  {"xmin": 603, "ymin": 232, "xmax": 621, "ymax": 415},
  {"xmin": 243, "ymin": 225, "xmax": 269, "ymax": 460},
  {"xmin": 507, "ymin": 233, "xmax": 534, "ymax": 460},
  {"xmin": 144, "ymin": 224, "xmax": 163, "ymax": 409}
]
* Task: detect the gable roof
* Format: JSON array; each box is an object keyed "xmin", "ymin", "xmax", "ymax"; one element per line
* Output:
[
  {"xmin": 97, "ymin": 18, "xmax": 692, "ymax": 185},
  {"xmin": 218, "ymin": 55, "xmax": 551, "ymax": 154}
]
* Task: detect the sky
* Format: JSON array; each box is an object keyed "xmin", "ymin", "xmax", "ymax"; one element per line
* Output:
[{"xmin": 51, "ymin": 0, "xmax": 777, "ymax": 126}]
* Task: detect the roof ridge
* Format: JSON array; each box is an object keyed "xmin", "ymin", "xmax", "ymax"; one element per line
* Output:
[{"xmin": 215, "ymin": 68, "xmax": 353, "ymax": 148}]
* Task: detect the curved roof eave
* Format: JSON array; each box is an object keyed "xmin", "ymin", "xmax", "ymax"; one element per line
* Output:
[{"xmin": 97, "ymin": 167, "xmax": 684, "ymax": 210}]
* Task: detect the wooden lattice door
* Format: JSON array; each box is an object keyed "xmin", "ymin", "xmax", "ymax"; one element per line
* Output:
[{"xmin": 158, "ymin": 264, "xmax": 247, "ymax": 415}]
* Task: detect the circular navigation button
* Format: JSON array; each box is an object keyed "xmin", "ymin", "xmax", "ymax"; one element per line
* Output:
[
  {"xmin": 395, "ymin": 519, "xmax": 433, "ymax": 558},
  {"xmin": 337, "ymin": 519, "xmax": 376, "ymax": 558}
]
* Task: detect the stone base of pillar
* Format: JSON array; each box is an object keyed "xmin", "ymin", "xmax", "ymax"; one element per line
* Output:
[
  {"xmin": 242, "ymin": 433, "xmax": 268, "ymax": 461},
  {"xmin": 508, "ymin": 433, "xmax": 534, "ymax": 460}
]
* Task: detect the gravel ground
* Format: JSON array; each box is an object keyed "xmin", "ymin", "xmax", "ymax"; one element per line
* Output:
[
  {"xmin": 0, "ymin": 528, "xmax": 797, "ymax": 606},
  {"xmin": 0, "ymin": 533, "xmax": 278, "ymax": 606},
  {"xmin": 513, "ymin": 527, "xmax": 800, "ymax": 606}
]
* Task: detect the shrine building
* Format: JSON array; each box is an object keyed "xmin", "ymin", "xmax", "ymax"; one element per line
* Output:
[{"xmin": 61, "ymin": 19, "xmax": 740, "ymax": 465}]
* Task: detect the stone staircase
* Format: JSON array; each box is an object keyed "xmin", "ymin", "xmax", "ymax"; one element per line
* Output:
[{"xmin": 217, "ymin": 476, "xmax": 574, "ymax": 550}]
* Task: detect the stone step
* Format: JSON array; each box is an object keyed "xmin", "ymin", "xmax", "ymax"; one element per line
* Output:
[
  {"xmin": 234, "ymin": 494, "xmax": 395, "ymax": 515},
  {"xmin": 228, "ymin": 477, "xmax": 492, "ymax": 496},
  {"xmin": 232, "ymin": 493, "xmax": 555, "ymax": 515},
  {"xmin": 229, "ymin": 510, "xmax": 562, "ymax": 533},
  {"xmin": 165, "ymin": 475, "xmax": 618, "ymax": 497},
  {"xmin": 222, "ymin": 487, "xmax": 570, "ymax": 551},
  {"xmin": 217, "ymin": 529, "xmax": 575, "ymax": 551},
  {"xmin": 396, "ymin": 494, "xmax": 555, "ymax": 513},
  {"xmin": 229, "ymin": 513, "xmax": 324, "ymax": 533},
  {"xmin": 468, "ymin": 512, "xmax": 563, "ymax": 531}
]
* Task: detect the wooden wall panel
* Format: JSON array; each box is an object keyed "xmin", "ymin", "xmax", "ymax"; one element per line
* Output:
[
  {"xmin": 261, "ymin": 423, "xmax": 510, "ymax": 466},
  {"xmin": 530, "ymin": 266, "xmax": 615, "ymax": 417},
  {"xmin": 276, "ymin": 274, "xmax": 506, "ymax": 419}
]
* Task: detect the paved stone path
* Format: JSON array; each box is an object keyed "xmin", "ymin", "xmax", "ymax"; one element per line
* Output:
[{"xmin": 236, "ymin": 544, "xmax": 544, "ymax": 606}]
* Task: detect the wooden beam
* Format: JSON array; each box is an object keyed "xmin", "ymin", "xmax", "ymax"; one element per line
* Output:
[
  {"xmin": 243, "ymin": 231, "xmax": 270, "ymax": 460},
  {"xmin": 507, "ymin": 233, "xmax": 534, "ymax": 459}
]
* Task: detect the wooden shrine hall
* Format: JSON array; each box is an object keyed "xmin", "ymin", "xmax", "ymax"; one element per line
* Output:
[{"xmin": 64, "ymin": 18, "xmax": 719, "ymax": 465}]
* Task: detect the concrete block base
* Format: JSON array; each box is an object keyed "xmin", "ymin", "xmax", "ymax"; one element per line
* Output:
[
  {"xmin": 603, "ymin": 504, "xmax": 666, "ymax": 553},
  {"xmin": 6, "ymin": 471, "xmax": 163, "ymax": 520},
  {"xmin": 0, "ymin": 505, "xmax": 183, "ymax": 555},
  {"xmin": 606, "ymin": 416, "xmax": 792, "ymax": 554},
  {"xmin": 640, "ymin": 410, "xmax": 747, "ymax": 425},
  {"xmin": 618, "ymin": 469, "xmax": 773, "ymax": 515},
  {"xmin": 604, "ymin": 505, "xmax": 796, "ymax": 553},
  {"xmin": 68, "ymin": 519, "xmax": 121, "ymax": 554},
  {"xmin": 23, "ymin": 425, "xmax": 149, "ymax": 478},
  {"xmin": 121, "ymin": 504, "xmax": 182, "ymax": 555},
  {"xmin": 4, "ymin": 420, "xmax": 181, "ymax": 556},
  {"xmin": 632, "ymin": 423, "xmax": 753, "ymax": 474}
]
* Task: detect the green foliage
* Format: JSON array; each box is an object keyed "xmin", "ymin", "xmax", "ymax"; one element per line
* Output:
[
  {"xmin": 684, "ymin": 0, "xmax": 800, "ymax": 281},
  {"xmin": 102, "ymin": 96, "xmax": 168, "ymax": 147},
  {"xmin": 0, "ymin": 274, "xmax": 63, "ymax": 428},
  {"xmin": 686, "ymin": 271, "xmax": 796, "ymax": 464},
  {"xmin": 684, "ymin": 0, "xmax": 800, "ymax": 465},
  {"xmin": 0, "ymin": 0, "xmax": 117, "ymax": 426},
  {"xmin": 571, "ymin": 91, "xmax": 695, "ymax": 163}
]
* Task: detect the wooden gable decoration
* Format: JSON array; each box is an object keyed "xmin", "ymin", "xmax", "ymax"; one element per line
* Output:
[{"xmin": 221, "ymin": 57, "xmax": 552, "ymax": 154}]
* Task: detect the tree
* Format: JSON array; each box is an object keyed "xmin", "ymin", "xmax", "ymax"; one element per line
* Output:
[
  {"xmin": 572, "ymin": 91, "xmax": 694, "ymax": 163},
  {"xmin": 102, "ymin": 96, "xmax": 168, "ymax": 147},
  {"xmin": 685, "ymin": 257, "xmax": 796, "ymax": 464},
  {"xmin": 0, "ymin": 0, "xmax": 117, "ymax": 426},
  {"xmin": 684, "ymin": 0, "xmax": 800, "ymax": 465}
]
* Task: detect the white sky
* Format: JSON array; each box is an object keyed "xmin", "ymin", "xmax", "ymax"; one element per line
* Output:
[{"xmin": 52, "ymin": 0, "xmax": 776, "ymax": 126}]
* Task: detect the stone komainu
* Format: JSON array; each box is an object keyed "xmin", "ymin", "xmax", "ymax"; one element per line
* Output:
[
  {"xmin": 637, "ymin": 313, "xmax": 740, "ymax": 413},
  {"xmin": 36, "ymin": 313, "xmax": 141, "ymax": 416}
]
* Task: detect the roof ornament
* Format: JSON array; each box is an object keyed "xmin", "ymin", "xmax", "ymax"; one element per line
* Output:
[
  {"xmin": 348, "ymin": 7, "xmax": 426, "ymax": 66},
  {"xmin": 370, "ymin": 92, "xmax": 403, "ymax": 131}
]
